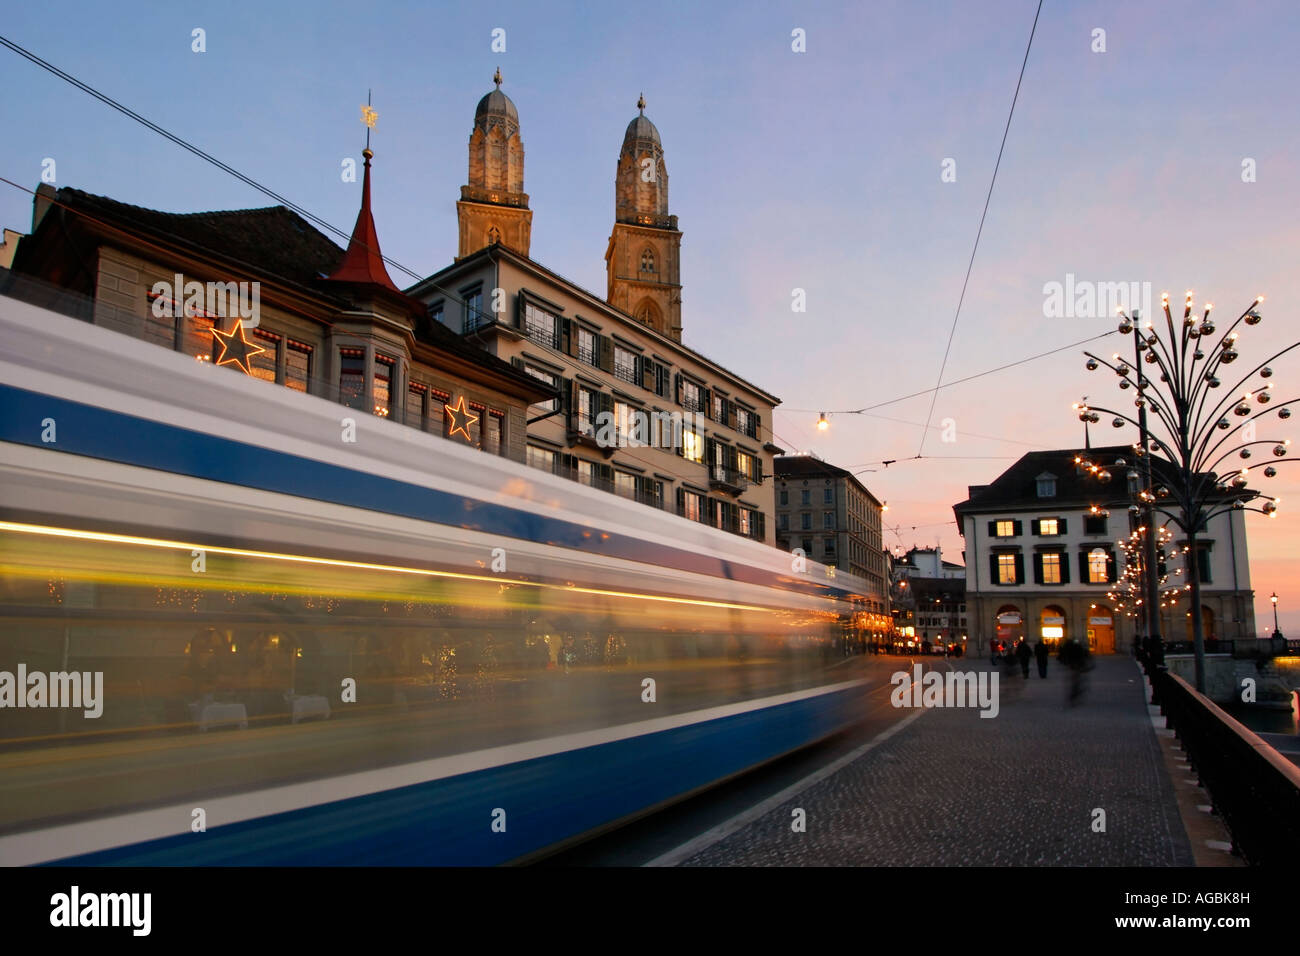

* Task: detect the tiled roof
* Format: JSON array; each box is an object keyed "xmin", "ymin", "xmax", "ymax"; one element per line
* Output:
[
  {"xmin": 53, "ymin": 188, "xmax": 349, "ymax": 302},
  {"xmin": 953, "ymin": 445, "xmax": 1249, "ymax": 514}
]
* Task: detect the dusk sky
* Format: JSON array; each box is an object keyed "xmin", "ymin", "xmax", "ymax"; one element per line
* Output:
[{"xmin": 3, "ymin": 0, "xmax": 1297, "ymax": 631}]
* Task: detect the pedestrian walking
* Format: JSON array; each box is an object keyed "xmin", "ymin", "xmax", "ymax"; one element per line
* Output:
[
  {"xmin": 1034, "ymin": 639, "xmax": 1049, "ymax": 678},
  {"xmin": 1015, "ymin": 639, "xmax": 1032, "ymax": 678}
]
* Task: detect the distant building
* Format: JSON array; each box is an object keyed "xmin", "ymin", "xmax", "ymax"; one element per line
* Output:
[
  {"xmin": 954, "ymin": 446, "xmax": 1256, "ymax": 655},
  {"xmin": 891, "ymin": 546, "xmax": 966, "ymax": 651},
  {"xmin": 773, "ymin": 455, "xmax": 889, "ymax": 629},
  {"xmin": 895, "ymin": 545, "xmax": 965, "ymax": 580}
]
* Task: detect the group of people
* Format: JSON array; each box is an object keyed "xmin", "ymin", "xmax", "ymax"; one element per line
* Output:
[{"xmin": 992, "ymin": 635, "xmax": 1094, "ymax": 705}]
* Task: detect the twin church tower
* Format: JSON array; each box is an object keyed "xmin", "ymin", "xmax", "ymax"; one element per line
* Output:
[{"xmin": 454, "ymin": 70, "xmax": 683, "ymax": 341}]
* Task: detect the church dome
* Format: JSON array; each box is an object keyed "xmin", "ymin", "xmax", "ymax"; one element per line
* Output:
[
  {"xmin": 621, "ymin": 94, "xmax": 661, "ymax": 154},
  {"xmin": 475, "ymin": 69, "xmax": 519, "ymax": 132}
]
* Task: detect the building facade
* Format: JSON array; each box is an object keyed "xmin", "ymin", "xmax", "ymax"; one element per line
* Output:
[
  {"xmin": 773, "ymin": 455, "xmax": 889, "ymax": 625},
  {"xmin": 954, "ymin": 446, "xmax": 1257, "ymax": 655},
  {"xmin": 6, "ymin": 155, "xmax": 551, "ymax": 460},
  {"xmin": 408, "ymin": 79, "xmax": 781, "ymax": 543}
]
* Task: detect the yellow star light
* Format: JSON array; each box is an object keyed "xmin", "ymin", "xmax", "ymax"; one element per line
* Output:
[
  {"xmin": 361, "ymin": 104, "xmax": 378, "ymax": 129},
  {"xmin": 446, "ymin": 395, "xmax": 479, "ymax": 442},
  {"xmin": 210, "ymin": 319, "xmax": 266, "ymax": 375}
]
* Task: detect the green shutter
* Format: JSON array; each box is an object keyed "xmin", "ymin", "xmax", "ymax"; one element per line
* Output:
[
  {"xmin": 1014, "ymin": 553, "xmax": 1024, "ymax": 584},
  {"xmin": 988, "ymin": 521, "xmax": 997, "ymax": 537},
  {"xmin": 1108, "ymin": 551, "xmax": 1118, "ymax": 583},
  {"xmin": 1059, "ymin": 551, "xmax": 1070, "ymax": 584},
  {"xmin": 1013, "ymin": 519, "xmax": 1023, "ymax": 536},
  {"xmin": 989, "ymin": 553, "xmax": 999, "ymax": 584},
  {"xmin": 1058, "ymin": 517, "xmax": 1068, "ymax": 535},
  {"xmin": 1031, "ymin": 519, "xmax": 1040, "ymax": 536},
  {"xmin": 1077, "ymin": 551, "xmax": 1088, "ymax": 583},
  {"xmin": 1033, "ymin": 553, "xmax": 1044, "ymax": 585}
]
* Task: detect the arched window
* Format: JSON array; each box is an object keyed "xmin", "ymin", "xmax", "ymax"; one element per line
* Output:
[{"xmin": 640, "ymin": 249, "xmax": 655, "ymax": 273}]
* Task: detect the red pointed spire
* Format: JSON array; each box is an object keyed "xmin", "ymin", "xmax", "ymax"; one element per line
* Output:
[{"xmin": 327, "ymin": 148, "xmax": 399, "ymax": 292}]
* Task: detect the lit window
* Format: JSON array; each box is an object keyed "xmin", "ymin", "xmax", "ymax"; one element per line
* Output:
[
  {"xmin": 995, "ymin": 520, "xmax": 1016, "ymax": 537},
  {"xmin": 339, "ymin": 348, "xmax": 365, "ymax": 411},
  {"xmin": 1042, "ymin": 552, "xmax": 1062, "ymax": 584},
  {"xmin": 997, "ymin": 554, "xmax": 1017, "ymax": 584},
  {"xmin": 374, "ymin": 355, "xmax": 394, "ymax": 417},
  {"xmin": 286, "ymin": 340, "xmax": 311, "ymax": 392},
  {"xmin": 682, "ymin": 426, "xmax": 704, "ymax": 463},
  {"xmin": 251, "ymin": 328, "xmax": 279, "ymax": 383},
  {"xmin": 1039, "ymin": 518, "xmax": 1059, "ymax": 536},
  {"xmin": 1089, "ymin": 549, "xmax": 1109, "ymax": 584}
]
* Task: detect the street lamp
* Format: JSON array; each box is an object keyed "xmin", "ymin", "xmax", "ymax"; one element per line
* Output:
[
  {"xmin": 1080, "ymin": 292, "xmax": 1299, "ymax": 693},
  {"xmin": 1271, "ymin": 592, "xmax": 1282, "ymax": 638}
]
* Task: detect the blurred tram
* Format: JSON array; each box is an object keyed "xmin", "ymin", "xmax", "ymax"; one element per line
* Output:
[{"xmin": 0, "ymin": 297, "xmax": 876, "ymax": 865}]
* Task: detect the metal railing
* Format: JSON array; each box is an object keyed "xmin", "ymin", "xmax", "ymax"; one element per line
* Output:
[{"xmin": 1140, "ymin": 651, "xmax": 1300, "ymax": 865}]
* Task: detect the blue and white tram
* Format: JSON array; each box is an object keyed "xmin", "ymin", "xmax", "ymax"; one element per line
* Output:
[{"xmin": 0, "ymin": 297, "xmax": 874, "ymax": 865}]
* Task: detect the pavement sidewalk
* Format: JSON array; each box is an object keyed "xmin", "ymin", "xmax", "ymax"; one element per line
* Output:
[{"xmin": 681, "ymin": 655, "xmax": 1199, "ymax": 865}]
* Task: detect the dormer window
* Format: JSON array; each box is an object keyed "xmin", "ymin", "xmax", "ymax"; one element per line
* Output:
[{"xmin": 1036, "ymin": 472, "xmax": 1057, "ymax": 498}]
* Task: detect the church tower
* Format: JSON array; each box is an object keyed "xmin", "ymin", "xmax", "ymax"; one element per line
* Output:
[
  {"xmin": 457, "ymin": 69, "xmax": 532, "ymax": 260},
  {"xmin": 605, "ymin": 95, "xmax": 682, "ymax": 341}
]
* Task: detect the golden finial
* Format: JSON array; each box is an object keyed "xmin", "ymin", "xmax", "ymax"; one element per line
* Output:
[
  {"xmin": 637, "ymin": 92, "xmax": 645, "ymax": 113},
  {"xmin": 494, "ymin": 67, "xmax": 503, "ymax": 89},
  {"xmin": 360, "ymin": 89, "xmax": 376, "ymax": 150}
]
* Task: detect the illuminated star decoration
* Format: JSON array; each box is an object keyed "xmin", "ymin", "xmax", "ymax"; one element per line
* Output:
[
  {"xmin": 445, "ymin": 396, "xmax": 479, "ymax": 442},
  {"xmin": 210, "ymin": 319, "xmax": 265, "ymax": 375}
]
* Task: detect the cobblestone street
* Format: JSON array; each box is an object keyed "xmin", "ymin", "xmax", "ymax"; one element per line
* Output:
[{"xmin": 681, "ymin": 655, "xmax": 1195, "ymax": 866}]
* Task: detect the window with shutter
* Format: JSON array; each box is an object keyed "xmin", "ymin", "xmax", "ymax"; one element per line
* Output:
[
  {"xmin": 1059, "ymin": 552, "xmax": 1070, "ymax": 584},
  {"xmin": 1013, "ymin": 520, "xmax": 1023, "ymax": 536},
  {"xmin": 1014, "ymin": 553, "xmax": 1025, "ymax": 584},
  {"xmin": 1058, "ymin": 518, "xmax": 1068, "ymax": 535}
]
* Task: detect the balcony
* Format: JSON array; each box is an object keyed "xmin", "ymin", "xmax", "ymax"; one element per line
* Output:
[{"xmin": 709, "ymin": 465, "xmax": 749, "ymax": 496}]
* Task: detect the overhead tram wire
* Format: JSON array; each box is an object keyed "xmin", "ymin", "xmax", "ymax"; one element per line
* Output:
[
  {"xmin": 784, "ymin": 330, "xmax": 1115, "ymax": 418},
  {"xmin": 915, "ymin": 0, "xmax": 1043, "ymax": 458}
]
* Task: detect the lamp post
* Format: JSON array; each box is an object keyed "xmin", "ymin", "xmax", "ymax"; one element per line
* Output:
[
  {"xmin": 1271, "ymin": 591, "xmax": 1282, "ymax": 638},
  {"xmin": 1079, "ymin": 292, "xmax": 1298, "ymax": 693}
]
